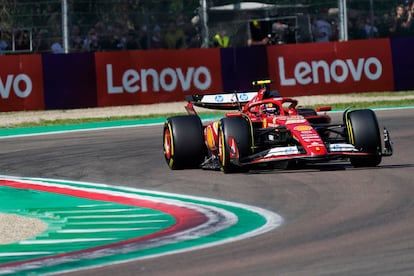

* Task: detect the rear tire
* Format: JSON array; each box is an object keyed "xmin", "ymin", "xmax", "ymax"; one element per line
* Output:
[
  {"xmin": 218, "ymin": 116, "xmax": 252, "ymax": 173},
  {"xmin": 345, "ymin": 109, "xmax": 382, "ymax": 167},
  {"xmin": 163, "ymin": 115, "xmax": 206, "ymax": 169}
]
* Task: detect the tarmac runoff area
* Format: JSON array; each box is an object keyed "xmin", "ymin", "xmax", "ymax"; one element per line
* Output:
[
  {"xmin": 0, "ymin": 93, "xmax": 414, "ymax": 127},
  {"xmin": 0, "ymin": 92, "xmax": 413, "ymax": 244}
]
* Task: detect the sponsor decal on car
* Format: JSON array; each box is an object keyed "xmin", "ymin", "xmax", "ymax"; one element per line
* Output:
[
  {"xmin": 215, "ymin": 95, "xmax": 224, "ymax": 103},
  {"xmin": 265, "ymin": 146, "xmax": 300, "ymax": 158},
  {"xmin": 329, "ymin": 143, "xmax": 357, "ymax": 152},
  {"xmin": 238, "ymin": 93, "xmax": 249, "ymax": 101},
  {"xmin": 294, "ymin": 125, "xmax": 313, "ymax": 131}
]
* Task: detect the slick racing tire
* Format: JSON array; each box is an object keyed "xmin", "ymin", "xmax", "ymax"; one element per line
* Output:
[
  {"xmin": 218, "ymin": 116, "xmax": 253, "ymax": 173},
  {"xmin": 163, "ymin": 115, "xmax": 206, "ymax": 169},
  {"xmin": 345, "ymin": 109, "xmax": 382, "ymax": 167}
]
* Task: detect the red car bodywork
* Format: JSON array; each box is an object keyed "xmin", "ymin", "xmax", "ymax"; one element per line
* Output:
[{"xmin": 164, "ymin": 80, "xmax": 393, "ymax": 171}]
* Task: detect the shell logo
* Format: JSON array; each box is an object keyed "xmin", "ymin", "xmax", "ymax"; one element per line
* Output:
[{"xmin": 294, "ymin": 125, "xmax": 312, "ymax": 131}]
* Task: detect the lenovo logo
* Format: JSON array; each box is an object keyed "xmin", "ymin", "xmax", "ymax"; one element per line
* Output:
[
  {"xmin": 0, "ymin": 74, "xmax": 32, "ymax": 99},
  {"xmin": 106, "ymin": 64, "xmax": 212, "ymax": 94},
  {"xmin": 278, "ymin": 56, "xmax": 383, "ymax": 86}
]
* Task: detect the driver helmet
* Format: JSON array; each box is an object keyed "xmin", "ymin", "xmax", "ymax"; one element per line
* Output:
[{"xmin": 264, "ymin": 103, "xmax": 278, "ymax": 114}]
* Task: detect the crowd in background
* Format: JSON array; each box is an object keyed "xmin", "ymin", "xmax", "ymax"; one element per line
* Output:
[
  {"xmin": 63, "ymin": 14, "xmax": 202, "ymax": 54},
  {"xmin": 309, "ymin": 0, "xmax": 414, "ymax": 44},
  {"xmin": 334, "ymin": 0, "xmax": 414, "ymax": 40},
  {"xmin": 0, "ymin": 1, "xmax": 203, "ymax": 54},
  {"xmin": 1, "ymin": 1, "xmax": 414, "ymax": 54}
]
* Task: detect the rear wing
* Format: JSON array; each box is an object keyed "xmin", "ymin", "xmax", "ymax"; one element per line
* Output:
[{"xmin": 185, "ymin": 92, "xmax": 258, "ymax": 110}]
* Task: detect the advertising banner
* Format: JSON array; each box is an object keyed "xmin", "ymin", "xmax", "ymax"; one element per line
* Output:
[
  {"xmin": 42, "ymin": 53, "xmax": 97, "ymax": 110},
  {"xmin": 267, "ymin": 39, "xmax": 394, "ymax": 97},
  {"xmin": 390, "ymin": 37, "xmax": 414, "ymax": 91},
  {"xmin": 0, "ymin": 55, "xmax": 44, "ymax": 112},
  {"xmin": 220, "ymin": 47, "xmax": 269, "ymax": 92},
  {"xmin": 95, "ymin": 49, "xmax": 223, "ymax": 107}
]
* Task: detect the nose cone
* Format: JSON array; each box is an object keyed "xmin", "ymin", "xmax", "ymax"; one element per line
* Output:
[
  {"xmin": 308, "ymin": 144, "xmax": 328, "ymax": 156},
  {"xmin": 290, "ymin": 124, "xmax": 328, "ymax": 156}
]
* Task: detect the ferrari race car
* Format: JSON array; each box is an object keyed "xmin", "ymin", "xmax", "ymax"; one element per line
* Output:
[{"xmin": 163, "ymin": 80, "xmax": 393, "ymax": 172}]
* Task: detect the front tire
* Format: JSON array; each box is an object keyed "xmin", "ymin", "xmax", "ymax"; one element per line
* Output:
[
  {"xmin": 163, "ymin": 115, "xmax": 206, "ymax": 169},
  {"xmin": 218, "ymin": 116, "xmax": 253, "ymax": 173},
  {"xmin": 345, "ymin": 109, "xmax": 382, "ymax": 167}
]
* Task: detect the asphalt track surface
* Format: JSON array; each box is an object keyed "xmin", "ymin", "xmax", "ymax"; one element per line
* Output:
[{"xmin": 0, "ymin": 108, "xmax": 413, "ymax": 276}]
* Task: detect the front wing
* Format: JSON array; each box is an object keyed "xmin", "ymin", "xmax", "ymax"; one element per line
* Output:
[
  {"xmin": 233, "ymin": 126, "xmax": 393, "ymax": 166},
  {"xmin": 233, "ymin": 143, "xmax": 380, "ymax": 166}
]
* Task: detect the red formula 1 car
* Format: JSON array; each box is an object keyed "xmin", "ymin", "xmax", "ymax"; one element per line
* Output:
[{"xmin": 163, "ymin": 80, "xmax": 393, "ymax": 172}]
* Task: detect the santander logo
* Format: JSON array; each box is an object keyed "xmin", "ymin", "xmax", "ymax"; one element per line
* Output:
[
  {"xmin": 278, "ymin": 56, "xmax": 383, "ymax": 86},
  {"xmin": 106, "ymin": 64, "xmax": 212, "ymax": 94}
]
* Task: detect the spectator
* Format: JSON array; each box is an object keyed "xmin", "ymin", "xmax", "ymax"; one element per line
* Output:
[
  {"xmin": 105, "ymin": 25, "xmax": 126, "ymax": 51},
  {"xmin": 181, "ymin": 14, "xmax": 199, "ymax": 48},
  {"xmin": 70, "ymin": 25, "xmax": 83, "ymax": 52},
  {"xmin": 364, "ymin": 17, "xmax": 379, "ymax": 38},
  {"xmin": 189, "ymin": 14, "xmax": 202, "ymax": 47},
  {"xmin": 329, "ymin": 20, "xmax": 339, "ymax": 41},
  {"xmin": 113, "ymin": 24, "xmax": 127, "ymax": 50},
  {"xmin": 14, "ymin": 29, "xmax": 31, "ymax": 51},
  {"xmin": 50, "ymin": 38, "xmax": 64, "ymax": 53},
  {"xmin": 164, "ymin": 20, "xmax": 186, "ymax": 49},
  {"xmin": 378, "ymin": 13, "xmax": 392, "ymax": 38},
  {"xmin": 138, "ymin": 25, "xmax": 150, "ymax": 50},
  {"xmin": 125, "ymin": 30, "xmax": 139, "ymax": 50},
  {"xmin": 213, "ymin": 29, "xmax": 230, "ymax": 48},
  {"xmin": 33, "ymin": 28, "xmax": 49, "ymax": 53},
  {"xmin": 150, "ymin": 25, "xmax": 165, "ymax": 49},
  {"xmin": 88, "ymin": 36, "xmax": 102, "ymax": 52},
  {"xmin": 406, "ymin": 0, "xmax": 414, "ymax": 35},
  {"xmin": 94, "ymin": 21, "xmax": 106, "ymax": 38},
  {"xmin": 349, "ymin": 17, "xmax": 368, "ymax": 39},
  {"xmin": 312, "ymin": 13, "xmax": 333, "ymax": 42},
  {"xmin": 0, "ymin": 30, "xmax": 8, "ymax": 55},
  {"xmin": 389, "ymin": 4, "xmax": 413, "ymax": 37},
  {"xmin": 82, "ymin": 27, "xmax": 101, "ymax": 52},
  {"xmin": 100, "ymin": 25, "xmax": 115, "ymax": 51},
  {"xmin": 175, "ymin": 14, "xmax": 186, "ymax": 29},
  {"xmin": 247, "ymin": 20, "xmax": 269, "ymax": 46}
]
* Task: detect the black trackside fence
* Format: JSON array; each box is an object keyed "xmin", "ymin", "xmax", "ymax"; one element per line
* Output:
[{"xmin": 0, "ymin": 0, "xmax": 412, "ymax": 54}]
